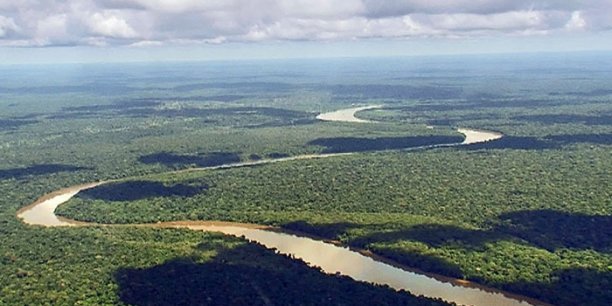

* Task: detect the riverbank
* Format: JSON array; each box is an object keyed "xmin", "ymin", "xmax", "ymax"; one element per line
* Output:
[{"xmin": 18, "ymin": 106, "xmax": 552, "ymax": 306}]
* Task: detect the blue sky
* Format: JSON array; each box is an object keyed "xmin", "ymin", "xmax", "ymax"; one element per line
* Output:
[{"xmin": 1, "ymin": 1, "xmax": 612, "ymax": 64}]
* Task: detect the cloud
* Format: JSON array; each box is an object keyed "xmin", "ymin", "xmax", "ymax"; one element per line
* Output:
[
  {"xmin": 87, "ymin": 12, "xmax": 138, "ymax": 38},
  {"xmin": 128, "ymin": 39, "xmax": 163, "ymax": 47},
  {"xmin": 414, "ymin": 10, "xmax": 570, "ymax": 32},
  {"xmin": 0, "ymin": 0, "xmax": 610, "ymax": 47},
  {"xmin": 565, "ymin": 11, "xmax": 586, "ymax": 30},
  {"xmin": 364, "ymin": 0, "xmax": 585, "ymax": 17},
  {"xmin": 240, "ymin": 16, "xmax": 433, "ymax": 42},
  {"xmin": 0, "ymin": 15, "xmax": 19, "ymax": 38},
  {"xmin": 35, "ymin": 14, "xmax": 70, "ymax": 45}
]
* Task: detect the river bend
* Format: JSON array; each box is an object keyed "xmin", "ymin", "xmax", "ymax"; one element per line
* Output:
[{"xmin": 17, "ymin": 106, "xmax": 545, "ymax": 306}]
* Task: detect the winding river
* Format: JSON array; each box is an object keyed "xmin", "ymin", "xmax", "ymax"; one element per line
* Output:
[
  {"xmin": 16, "ymin": 106, "xmax": 544, "ymax": 306},
  {"xmin": 316, "ymin": 105, "xmax": 382, "ymax": 123}
]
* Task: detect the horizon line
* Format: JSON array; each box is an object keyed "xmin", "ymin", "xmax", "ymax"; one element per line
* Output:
[{"xmin": 2, "ymin": 49, "xmax": 611, "ymax": 67}]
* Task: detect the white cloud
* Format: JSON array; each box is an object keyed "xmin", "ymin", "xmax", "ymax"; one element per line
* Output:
[
  {"xmin": 203, "ymin": 36, "xmax": 227, "ymax": 44},
  {"xmin": 87, "ymin": 12, "xmax": 138, "ymax": 38},
  {"xmin": 0, "ymin": 15, "xmax": 19, "ymax": 38},
  {"xmin": 120, "ymin": 0, "xmax": 231, "ymax": 13},
  {"xmin": 129, "ymin": 39, "xmax": 163, "ymax": 47},
  {"xmin": 0, "ymin": 0, "xmax": 611, "ymax": 47},
  {"xmin": 36, "ymin": 14, "xmax": 69, "ymax": 43},
  {"xmin": 565, "ymin": 11, "xmax": 586, "ymax": 30},
  {"xmin": 361, "ymin": 0, "xmax": 585, "ymax": 16},
  {"xmin": 416, "ymin": 10, "xmax": 559, "ymax": 32},
  {"xmin": 240, "ymin": 16, "xmax": 435, "ymax": 42},
  {"xmin": 82, "ymin": 36, "xmax": 109, "ymax": 47},
  {"xmin": 277, "ymin": 0, "xmax": 365, "ymax": 19}
]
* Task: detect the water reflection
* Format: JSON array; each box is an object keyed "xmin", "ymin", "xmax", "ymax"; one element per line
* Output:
[{"xmin": 177, "ymin": 224, "xmax": 541, "ymax": 306}]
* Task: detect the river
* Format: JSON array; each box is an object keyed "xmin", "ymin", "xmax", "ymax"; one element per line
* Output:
[{"xmin": 17, "ymin": 106, "xmax": 548, "ymax": 306}]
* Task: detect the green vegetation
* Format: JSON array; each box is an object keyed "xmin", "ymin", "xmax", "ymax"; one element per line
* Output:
[
  {"xmin": 1, "ymin": 224, "xmax": 446, "ymax": 306},
  {"xmin": 59, "ymin": 145, "xmax": 611, "ymax": 306},
  {"xmin": 2, "ymin": 56, "xmax": 611, "ymax": 305}
]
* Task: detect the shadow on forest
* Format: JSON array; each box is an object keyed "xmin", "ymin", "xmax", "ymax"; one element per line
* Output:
[
  {"xmin": 55, "ymin": 102, "xmax": 316, "ymax": 127},
  {"xmin": 139, "ymin": 152, "xmax": 241, "ymax": 168},
  {"xmin": 202, "ymin": 95, "xmax": 249, "ymax": 102},
  {"xmin": 308, "ymin": 135, "xmax": 463, "ymax": 153},
  {"xmin": 545, "ymin": 134, "xmax": 612, "ymax": 145},
  {"xmin": 513, "ymin": 114, "xmax": 612, "ymax": 126},
  {"xmin": 497, "ymin": 210, "xmax": 612, "ymax": 252},
  {"xmin": 352, "ymin": 224, "xmax": 503, "ymax": 251},
  {"xmin": 283, "ymin": 221, "xmax": 355, "ymax": 240},
  {"xmin": 329, "ymin": 84, "xmax": 463, "ymax": 100},
  {"xmin": 0, "ymin": 83, "xmax": 136, "ymax": 95},
  {"xmin": 563, "ymin": 89, "xmax": 612, "ymax": 96},
  {"xmin": 423, "ymin": 114, "xmax": 503, "ymax": 126},
  {"xmin": 49, "ymin": 100, "xmax": 162, "ymax": 120},
  {"xmin": 77, "ymin": 180, "xmax": 208, "ymax": 202},
  {"xmin": 286, "ymin": 210, "xmax": 611, "ymax": 254},
  {"xmin": 0, "ymin": 119, "xmax": 39, "ymax": 130},
  {"xmin": 266, "ymin": 152, "xmax": 290, "ymax": 159},
  {"xmin": 244, "ymin": 118, "xmax": 317, "ymax": 129},
  {"xmin": 385, "ymin": 99, "xmax": 569, "ymax": 114},
  {"xmin": 115, "ymin": 242, "xmax": 441, "ymax": 306},
  {"xmin": 461, "ymin": 134, "xmax": 611, "ymax": 151},
  {"xmin": 173, "ymin": 82, "xmax": 295, "ymax": 92},
  {"xmin": 505, "ymin": 268, "xmax": 612, "ymax": 306},
  {"xmin": 124, "ymin": 106, "xmax": 314, "ymax": 121},
  {"xmin": 461, "ymin": 136, "xmax": 561, "ymax": 151},
  {"xmin": 0, "ymin": 164, "xmax": 87, "ymax": 180},
  {"xmin": 123, "ymin": 95, "xmax": 250, "ymax": 103},
  {"xmin": 62, "ymin": 100, "xmax": 161, "ymax": 112}
]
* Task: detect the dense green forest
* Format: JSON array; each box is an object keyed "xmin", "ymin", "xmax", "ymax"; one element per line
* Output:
[
  {"xmin": 2, "ymin": 55, "xmax": 611, "ymax": 305},
  {"xmin": 59, "ymin": 144, "xmax": 611, "ymax": 306}
]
